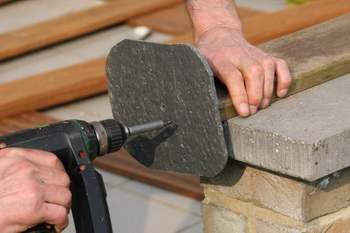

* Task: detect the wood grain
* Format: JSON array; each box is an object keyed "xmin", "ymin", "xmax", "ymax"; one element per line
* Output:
[
  {"xmin": 0, "ymin": 111, "xmax": 204, "ymax": 200},
  {"xmin": 0, "ymin": 58, "xmax": 107, "ymax": 119},
  {"xmin": 165, "ymin": 0, "xmax": 350, "ymax": 45},
  {"xmin": 0, "ymin": 112, "xmax": 57, "ymax": 135},
  {"xmin": 0, "ymin": 0, "xmax": 181, "ymax": 60}
]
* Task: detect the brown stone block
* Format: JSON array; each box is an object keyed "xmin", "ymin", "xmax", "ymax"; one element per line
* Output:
[
  {"xmin": 201, "ymin": 203, "xmax": 248, "ymax": 233},
  {"xmin": 309, "ymin": 217, "xmax": 350, "ymax": 233},
  {"xmin": 201, "ymin": 161, "xmax": 350, "ymax": 221}
]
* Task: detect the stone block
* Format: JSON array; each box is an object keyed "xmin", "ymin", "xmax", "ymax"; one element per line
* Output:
[
  {"xmin": 201, "ymin": 161, "xmax": 350, "ymax": 221},
  {"xmin": 201, "ymin": 185, "xmax": 350, "ymax": 233},
  {"xmin": 202, "ymin": 203, "xmax": 248, "ymax": 233},
  {"xmin": 226, "ymin": 74, "xmax": 350, "ymax": 181}
]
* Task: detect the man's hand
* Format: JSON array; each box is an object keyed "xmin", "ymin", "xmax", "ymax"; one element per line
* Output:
[
  {"xmin": 196, "ymin": 27, "xmax": 291, "ymax": 117},
  {"xmin": 185, "ymin": 0, "xmax": 292, "ymax": 117},
  {"xmin": 0, "ymin": 148, "xmax": 71, "ymax": 233}
]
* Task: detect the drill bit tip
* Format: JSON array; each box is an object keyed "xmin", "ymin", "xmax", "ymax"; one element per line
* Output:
[{"xmin": 163, "ymin": 120, "xmax": 172, "ymax": 126}]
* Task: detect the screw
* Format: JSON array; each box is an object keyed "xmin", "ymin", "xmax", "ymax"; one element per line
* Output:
[
  {"xmin": 0, "ymin": 142, "xmax": 6, "ymax": 149},
  {"xmin": 79, "ymin": 164, "xmax": 86, "ymax": 171},
  {"xmin": 78, "ymin": 151, "xmax": 86, "ymax": 158}
]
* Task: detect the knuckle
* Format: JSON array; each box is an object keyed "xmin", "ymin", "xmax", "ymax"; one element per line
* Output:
[
  {"xmin": 52, "ymin": 206, "xmax": 69, "ymax": 226},
  {"xmin": 282, "ymin": 77, "xmax": 292, "ymax": 86},
  {"xmin": 59, "ymin": 172, "xmax": 71, "ymax": 188},
  {"xmin": 16, "ymin": 160, "xmax": 37, "ymax": 174},
  {"xmin": 0, "ymin": 147, "xmax": 24, "ymax": 157},
  {"xmin": 246, "ymin": 64, "xmax": 264, "ymax": 78},
  {"xmin": 275, "ymin": 58, "xmax": 288, "ymax": 67},
  {"xmin": 261, "ymin": 58, "xmax": 275, "ymax": 70},
  {"xmin": 45, "ymin": 153, "xmax": 63, "ymax": 169}
]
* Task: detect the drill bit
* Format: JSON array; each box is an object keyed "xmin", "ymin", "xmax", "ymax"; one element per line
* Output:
[{"xmin": 126, "ymin": 120, "xmax": 172, "ymax": 136}]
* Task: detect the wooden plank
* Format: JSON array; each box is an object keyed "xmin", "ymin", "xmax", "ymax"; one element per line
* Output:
[
  {"xmin": 0, "ymin": 112, "xmax": 57, "ymax": 135},
  {"xmin": 0, "ymin": 58, "xmax": 107, "ymax": 119},
  {"xmin": 0, "ymin": 0, "xmax": 181, "ymax": 61},
  {"xmin": 165, "ymin": 0, "xmax": 350, "ymax": 45},
  {"xmin": 0, "ymin": 112, "xmax": 204, "ymax": 200},
  {"xmin": 128, "ymin": 3, "xmax": 262, "ymax": 36},
  {"xmin": 0, "ymin": 0, "xmax": 17, "ymax": 5},
  {"xmin": 94, "ymin": 150, "xmax": 204, "ymax": 200},
  {"xmin": 128, "ymin": 3, "xmax": 191, "ymax": 35},
  {"xmin": 244, "ymin": 0, "xmax": 350, "ymax": 45},
  {"xmin": 218, "ymin": 13, "xmax": 350, "ymax": 120}
]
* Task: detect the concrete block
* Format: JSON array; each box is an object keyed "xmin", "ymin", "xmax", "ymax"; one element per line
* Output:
[{"xmin": 227, "ymin": 73, "xmax": 350, "ymax": 181}]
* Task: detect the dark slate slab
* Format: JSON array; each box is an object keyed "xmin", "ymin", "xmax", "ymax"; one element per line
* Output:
[{"xmin": 106, "ymin": 39, "xmax": 228, "ymax": 177}]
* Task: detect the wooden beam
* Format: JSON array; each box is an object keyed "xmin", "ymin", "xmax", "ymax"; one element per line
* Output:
[
  {"xmin": 244, "ymin": 0, "xmax": 350, "ymax": 45},
  {"xmin": 0, "ymin": 112, "xmax": 57, "ymax": 135},
  {"xmin": 218, "ymin": 13, "xmax": 350, "ymax": 120},
  {"xmin": 0, "ymin": 0, "xmax": 18, "ymax": 5},
  {"xmin": 0, "ymin": 0, "xmax": 181, "ymax": 61},
  {"xmin": 0, "ymin": 58, "xmax": 107, "ymax": 119},
  {"xmin": 165, "ymin": 0, "xmax": 350, "ymax": 45},
  {"xmin": 94, "ymin": 149, "xmax": 204, "ymax": 200},
  {"xmin": 128, "ymin": 3, "xmax": 262, "ymax": 36},
  {"xmin": 0, "ymin": 111, "xmax": 204, "ymax": 200}
]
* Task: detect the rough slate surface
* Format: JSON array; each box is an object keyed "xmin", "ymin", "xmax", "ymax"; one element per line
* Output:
[
  {"xmin": 228, "ymin": 73, "xmax": 350, "ymax": 181},
  {"xmin": 106, "ymin": 39, "xmax": 228, "ymax": 177}
]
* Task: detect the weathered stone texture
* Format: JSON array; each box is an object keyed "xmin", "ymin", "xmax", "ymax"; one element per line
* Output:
[
  {"xmin": 202, "ymin": 204, "xmax": 248, "ymax": 233},
  {"xmin": 201, "ymin": 161, "xmax": 350, "ymax": 221}
]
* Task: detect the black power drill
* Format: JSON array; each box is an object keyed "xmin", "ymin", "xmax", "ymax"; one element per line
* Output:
[{"xmin": 0, "ymin": 119, "xmax": 170, "ymax": 233}]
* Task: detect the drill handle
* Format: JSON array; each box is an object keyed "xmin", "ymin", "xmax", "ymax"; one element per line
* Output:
[
  {"xmin": 24, "ymin": 223, "xmax": 56, "ymax": 233},
  {"xmin": 0, "ymin": 121, "xmax": 113, "ymax": 233}
]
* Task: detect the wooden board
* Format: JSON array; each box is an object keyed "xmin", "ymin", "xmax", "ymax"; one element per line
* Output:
[
  {"xmin": 0, "ymin": 111, "xmax": 204, "ymax": 200},
  {"xmin": 0, "ymin": 112, "xmax": 58, "ymax": 135},
  {"xmin": 0, "ymin": 0, "xmax": 17, "ymax": 5},
  {"xmin": 0, "ymin": 0, "xmax": 181, "ymax": 60},
  {"xmin": 165, "ymin": 0, "xmax": 350, "ymax": 45},
  {"xmin": 244, "ymin": 0, "xmax": 350, "ymax": 45},
  {"xmin": 0, "ymin": 58, "xmax": 107, "ymax": 119},
  {"xmin": 94, "ymin": 150, "xmax": 204, "ymax": 200},
  {"xmin": 218, "ymin": 13, "xmax": 350, "ymax": 120},
  {"xmin": 128, "ymin": 3, "xmax": 262, "ymax": 36}
]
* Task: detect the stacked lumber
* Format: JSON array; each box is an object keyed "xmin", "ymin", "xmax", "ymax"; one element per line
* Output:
[{"xmin": 0, "ymin": 0, "xmax": 349, "ymax": 200}]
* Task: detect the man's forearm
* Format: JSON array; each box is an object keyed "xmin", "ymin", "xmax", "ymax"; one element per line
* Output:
[{"xmin": 184, "ymin": 0, "xmax": 243, "ymax": 41}]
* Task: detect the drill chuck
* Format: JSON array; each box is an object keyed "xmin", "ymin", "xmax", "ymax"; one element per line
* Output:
[{"xmin": 91, "ymin": 119, "xmax": 170, "ymax": 156}]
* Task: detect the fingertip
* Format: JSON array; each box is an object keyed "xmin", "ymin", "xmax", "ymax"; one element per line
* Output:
[
  {"xmin": 239, "ymin": 103, "xmax": 250, "ymax": 117},
  {"xmin": 278, "ymin": 88, "xmax": 289, "ymax": 97},
  {"xmin": 249, "ymin": 105, "xmax": 258, "ymax": 115}
]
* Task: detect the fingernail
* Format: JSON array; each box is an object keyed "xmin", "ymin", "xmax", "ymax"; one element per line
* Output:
[
  {"xmin": 278, "ymin": 89, "xmax": 288, "ymax": 97},
  {"xmin": 240, "ymin": 103, "xmax": 250, "ymax": 117},
  {"xmin": 260, "ymin": 98, "xmax": 270, "ymax": 108},
  {"xmin": 249, "ymin": 105, "xmax": 258, "ymax": 115}
]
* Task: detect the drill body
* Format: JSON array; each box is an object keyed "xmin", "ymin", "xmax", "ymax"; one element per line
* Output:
[{"xmin": 0, "ymin": 119, "xmax": 168, "ymax": 233}]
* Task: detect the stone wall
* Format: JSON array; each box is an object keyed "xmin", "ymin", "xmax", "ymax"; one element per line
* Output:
[{"xmin": 200, "ymin": 161, "xmax": 350, "ymax": 233}]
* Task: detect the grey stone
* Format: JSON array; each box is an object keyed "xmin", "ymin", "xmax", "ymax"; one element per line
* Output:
[
  {"xmin": 106, "ymin": 40, "xmax": 228, "ymax": 177},
  {"xmin": 227, "ymin": 73, "xmax": 350, "ymax": 181}
]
